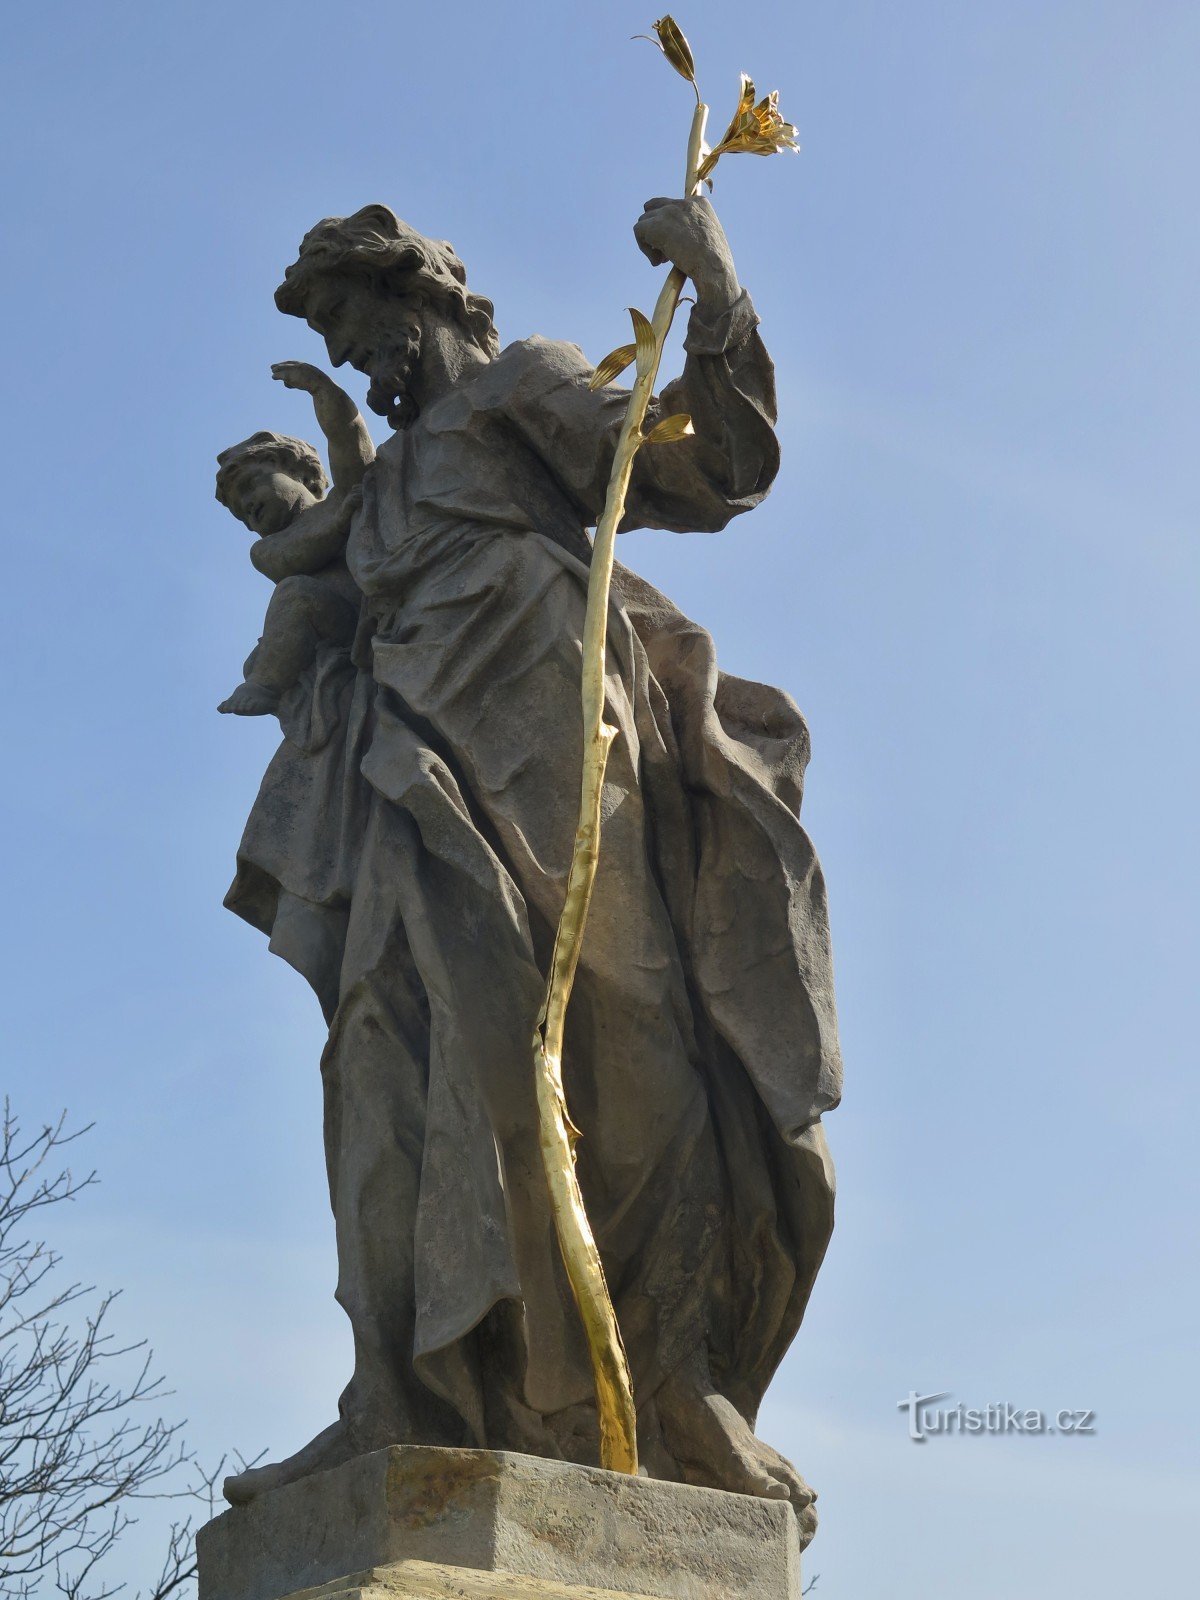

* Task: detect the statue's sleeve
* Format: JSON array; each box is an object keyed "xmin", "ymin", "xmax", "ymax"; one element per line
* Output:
[{"xmin": 499, "ymin": 292, "xmax": 779, "ymax": 534}]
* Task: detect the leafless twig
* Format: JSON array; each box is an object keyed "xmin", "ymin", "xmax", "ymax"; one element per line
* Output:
[{"xmin": 0, "ymin": 1103, "xmax": 248, "ymax": 1600}]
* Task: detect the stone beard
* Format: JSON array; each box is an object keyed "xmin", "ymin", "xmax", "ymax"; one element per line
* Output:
[{"xmin": 365, "ymin": 322, "xmax": 422, "ymax": 430}]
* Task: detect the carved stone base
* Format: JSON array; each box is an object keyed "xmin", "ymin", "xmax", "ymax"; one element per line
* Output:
[
  {"xmin": 195, "ymin": 1446, "xmax": 804, "ymax": 1600},
  {"xmin": 275, "ymin": 1559, "xmax": 674, "ymax": 1600}
]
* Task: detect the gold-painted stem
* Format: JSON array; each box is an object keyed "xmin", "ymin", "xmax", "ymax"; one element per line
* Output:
[{"xmin": 532, "ymin": 98, "xmax": 710, "ymax": 1477}]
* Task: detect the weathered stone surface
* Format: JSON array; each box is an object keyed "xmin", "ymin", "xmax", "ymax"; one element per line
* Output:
[
  {"xmin": 285, "ymin": 1560, "xmax": 659, "ymax": 1600},
  {"xmin": 196, "ymin": 1446, "xmax": 802, "ymax": 1600}
]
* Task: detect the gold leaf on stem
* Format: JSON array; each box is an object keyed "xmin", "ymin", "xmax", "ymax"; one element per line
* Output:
[
  {"xmin": 628, "ymin": 307, "xmax": 656, "ymax": 373},
  {"xmin": 643, "ymin": 412, "xmax": 695, "ymax": 445},
  {"xmin": 588, "ymin": 343, "xmax": 638, "ymax": 391}
]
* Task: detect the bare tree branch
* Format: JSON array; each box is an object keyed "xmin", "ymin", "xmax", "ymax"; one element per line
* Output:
[{"xmin": 0, "ymin": 1103, "xmax": 250, "ymax": 1600}]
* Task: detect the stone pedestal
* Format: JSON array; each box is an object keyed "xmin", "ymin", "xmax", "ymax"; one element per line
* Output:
[{"xmin": 195, "ymin": 1446, "xmax": 804, "ymax": 1600}]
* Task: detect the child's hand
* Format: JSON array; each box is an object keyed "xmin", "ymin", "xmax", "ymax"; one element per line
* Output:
[
  {"xmin": 332, "ymin": 483, "xmax": 364, "ymax": 532},
  {"xmin": 272, "ymin": 361, "xmax": 364, "ymax": 448},
  {"xmin": 271, "ymin": 361, "xmax": 333, "ymax": 394}
]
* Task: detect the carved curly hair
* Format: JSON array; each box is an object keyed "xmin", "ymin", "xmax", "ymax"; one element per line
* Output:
[
  {"xmin": 274, "ymin": 203, "xmax": 500, "ymax": 358},
  {"xmin": 214, "ymin": 431, "xmax": 328, "ymax": 511}
]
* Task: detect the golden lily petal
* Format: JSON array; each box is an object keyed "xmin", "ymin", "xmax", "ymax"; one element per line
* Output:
[
  {"xmin": 643, "ymin": 412, "xmax": 695, "ymax": 445},
  {"xmin": 588, "ymin": 343, "xmax": 638, "ymax": 391},
  {"xmin": 726, "ymin": 72, "xmax": 756, "ymax": 139},
  {"xmin": 628, "ymin": 308, "xmax": 656, "ymax": 373}
]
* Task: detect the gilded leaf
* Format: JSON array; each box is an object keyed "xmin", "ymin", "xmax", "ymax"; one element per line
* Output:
[
  {"xmin": 653, "ymin": 15, "xmax": 696, "ymax": 83},
  {"xmin": 628, "ymin": 307, "xmax": 656, "ymax": 373},
  {"xmin": 643, "ymin": 413, "xmax": 695, "ymax": 445},
  {"xmin": 587, "ymin": 343, "xmax": 638, "ymax": 391}
]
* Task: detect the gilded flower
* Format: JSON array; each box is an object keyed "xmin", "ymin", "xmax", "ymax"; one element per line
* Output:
[{"xmin": 697, "ymin": 73, "xmax": 799, "ymax": 182}]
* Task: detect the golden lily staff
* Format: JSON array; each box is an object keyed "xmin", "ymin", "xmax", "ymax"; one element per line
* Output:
[{"xmin": 531, "ymin": 13, "xmax": 802, "ymax": 1476}]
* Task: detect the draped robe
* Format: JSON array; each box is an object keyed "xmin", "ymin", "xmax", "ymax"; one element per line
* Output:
[{"xmin": 225, "ymin": 288, "xmax": 842, "ymax": 1470}]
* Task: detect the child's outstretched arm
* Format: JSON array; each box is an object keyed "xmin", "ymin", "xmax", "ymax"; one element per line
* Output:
[{"xmin": 271, "ymin": 361, "xmax": 375, "ymax": 489}]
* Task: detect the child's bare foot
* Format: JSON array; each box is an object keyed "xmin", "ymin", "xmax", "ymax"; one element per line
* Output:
[{"xmin": 218, "ymin": 681, "xmax": 281, "ymax": 716}]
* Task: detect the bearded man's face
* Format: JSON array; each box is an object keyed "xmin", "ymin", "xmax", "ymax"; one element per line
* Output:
[{"xmin": 303, "ymin": 273, "xmax": 424, "ymax": 429}]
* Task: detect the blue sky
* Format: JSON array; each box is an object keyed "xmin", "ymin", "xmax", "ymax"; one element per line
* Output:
[{"xmin": 1, "ymin": 2, "xmax": 1197, "ymax": 1594}]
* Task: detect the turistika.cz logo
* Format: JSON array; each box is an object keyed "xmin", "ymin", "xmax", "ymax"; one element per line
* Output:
[{"xmin": 898, "ymin": 1391, "xmax": 1097, "ymax": 1442}]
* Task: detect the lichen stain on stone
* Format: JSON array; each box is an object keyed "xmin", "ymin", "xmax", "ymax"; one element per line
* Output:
[{"xmin": 386, "ymin": 1452, "xmax": 501, "ymax": 1529}]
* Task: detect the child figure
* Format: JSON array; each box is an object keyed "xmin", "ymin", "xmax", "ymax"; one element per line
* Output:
[{"xmin": 215, "ymin": 362, "xmax": 375, "ymax": 716}]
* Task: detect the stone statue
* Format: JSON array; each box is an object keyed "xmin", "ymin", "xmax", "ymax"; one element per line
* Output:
[{"xmin": 216, "ymin": 195, "xmax": 841, "ymax": 1549}]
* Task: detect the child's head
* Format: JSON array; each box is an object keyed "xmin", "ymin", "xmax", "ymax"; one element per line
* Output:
[{"xmin": 215, "ymin": 432, "xmax": 328, "ymax": 536}]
